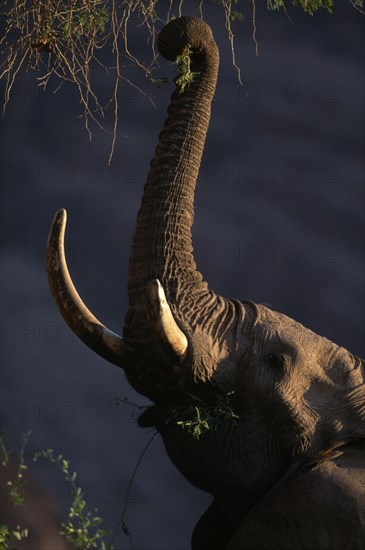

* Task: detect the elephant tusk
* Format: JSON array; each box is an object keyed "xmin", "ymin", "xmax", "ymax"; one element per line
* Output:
[
  {"xmin": 146, "ymin": 279, "xmax": 188, "ymax": 363},
  {"xmin": 46, "ymin": 209, "xmax": 129, "ymax": 368}
]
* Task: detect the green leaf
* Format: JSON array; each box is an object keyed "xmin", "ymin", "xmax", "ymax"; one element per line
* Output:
[{"xmin": 231, "ymin": 11, "xmax": 244, "ymax": 21}]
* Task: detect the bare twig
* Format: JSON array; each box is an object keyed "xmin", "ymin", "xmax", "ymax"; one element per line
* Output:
[
  {"xmin": 252, "ymin": 0, "xmax": 259, "ymax": 57},
  {"xmin": 221, "ymin": 0, "xmax": 242, "ymax": 85},
  {"xmin": 110, "ymin": 430, "xmax": 158, "ymax": 549}
]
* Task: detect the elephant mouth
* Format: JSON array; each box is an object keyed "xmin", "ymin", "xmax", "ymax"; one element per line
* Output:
[{"xmin": 138, "ymin": 387, "xmax": 239, "ymax": 439}]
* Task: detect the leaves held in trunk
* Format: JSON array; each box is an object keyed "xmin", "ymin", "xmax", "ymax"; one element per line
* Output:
[{"xmin": 175, "ymin": 47, "xmax": 200, "ymax": 93}]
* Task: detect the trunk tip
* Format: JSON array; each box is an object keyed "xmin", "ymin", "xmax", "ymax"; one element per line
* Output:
[{"xmin": 158, "ymin": 16, "xmax": 215, "ymax": 62}]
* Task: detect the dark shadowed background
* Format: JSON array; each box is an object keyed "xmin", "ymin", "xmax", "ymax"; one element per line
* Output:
[{"xmin": 1, "ymin": 2, "xmax": 364, "ymax": 549}]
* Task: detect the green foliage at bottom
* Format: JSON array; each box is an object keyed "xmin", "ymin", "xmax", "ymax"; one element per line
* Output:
[
  {"xmin": 0, "ymin": 524, "xmax": 29, "ymax": 549},
  {"xmin": 0, "ymin": 433, "xmax": 113, "ymax": 550}
]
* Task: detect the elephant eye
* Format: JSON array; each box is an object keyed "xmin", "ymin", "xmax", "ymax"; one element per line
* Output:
[{"xmin": 267, "ymin": 352, "xmax": 287, "ymax": 370}]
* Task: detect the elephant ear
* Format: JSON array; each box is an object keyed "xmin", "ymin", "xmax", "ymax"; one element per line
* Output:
[
  {"xmin": 226, "ymin": 442, "xmax": 365, "ymax": 550},
  {"xmin": 327, "ymin": 350, "xmax": 365, "ymax": 438}
]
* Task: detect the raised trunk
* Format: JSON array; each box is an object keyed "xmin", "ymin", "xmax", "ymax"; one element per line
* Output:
[{"xmin": 125, "ymin": 18, "xmax": 220, "ymax": 346}]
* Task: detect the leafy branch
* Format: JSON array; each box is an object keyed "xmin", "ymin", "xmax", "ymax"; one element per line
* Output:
[
  {"xmin": 0, "ymin": 524, "xmax": 29, "ymax": 549},
  {"xmin": 1, "ymin": 431, "xmax": 112, "ymax": 549},
  {"xmin": 33, "ymin": 449, "xmax": 113, "ymax": 549},
  {"xmin": 0, "ymin": 432, "xmax": 31, "ymax": 548},
  {"xmin": 1, "ymin": 0, "xmax": 361, "ymax": 162},
  {"xmin": 1, "ymin": 431, "xmax": 31, "ymax": 507},
  {"xmin": 1, "ymin": 407, "xmax": 157, "ymax": 550}
]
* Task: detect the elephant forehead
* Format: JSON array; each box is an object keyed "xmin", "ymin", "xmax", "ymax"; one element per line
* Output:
[{"xmin": 254, "ymin": 304, "xmax": 331, "ymax": 353}]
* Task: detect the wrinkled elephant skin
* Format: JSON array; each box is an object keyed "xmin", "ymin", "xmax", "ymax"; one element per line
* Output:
[{"xmin": 47, "ymin": 17, "xmax": 365, "ymax": 550}]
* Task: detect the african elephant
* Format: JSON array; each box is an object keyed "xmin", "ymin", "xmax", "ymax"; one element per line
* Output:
[{"xmin": 46, "ymin": 16, "xmax": 365, "ymax": 550}]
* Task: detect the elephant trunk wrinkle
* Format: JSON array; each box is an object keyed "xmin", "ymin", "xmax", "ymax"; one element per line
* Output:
[{"xmin": 126, "ymin": 17, "xmax": 219, "ymax": 347}]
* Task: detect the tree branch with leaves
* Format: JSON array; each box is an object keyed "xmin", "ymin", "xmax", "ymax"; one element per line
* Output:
[{"xmin": 1, "ymin": 0, "xmax": 363, "ymax": 163}]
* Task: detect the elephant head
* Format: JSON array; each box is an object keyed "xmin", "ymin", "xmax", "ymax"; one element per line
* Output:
[{"xmin": 47, "ymin": 16, "xmax": 365, "ymax": 549}]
